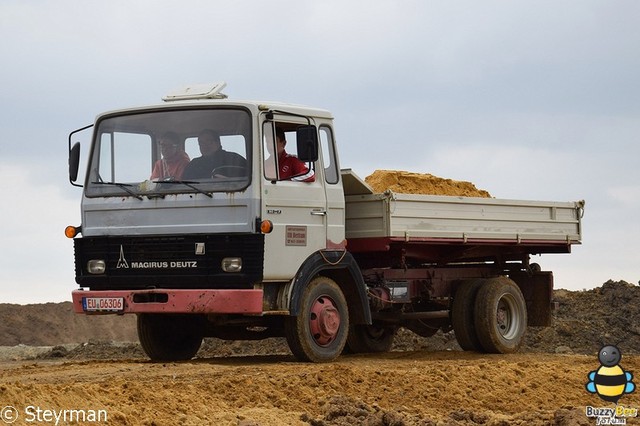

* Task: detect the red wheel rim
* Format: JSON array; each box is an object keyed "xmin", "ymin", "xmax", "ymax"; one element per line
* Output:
[{"xmin": 309, "ymin": 295, "xmax": 341, "ymax": 346}]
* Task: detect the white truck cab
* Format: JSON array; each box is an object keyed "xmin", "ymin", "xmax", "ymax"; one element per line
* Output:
[{"xmin": 69, "ymin": 83, "xmax": 344, "ymax": 281}]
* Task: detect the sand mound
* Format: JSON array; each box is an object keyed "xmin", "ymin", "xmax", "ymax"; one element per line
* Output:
[{"xmin": 365, "ymin": 170, "xmax": 491, "ymax": 197}]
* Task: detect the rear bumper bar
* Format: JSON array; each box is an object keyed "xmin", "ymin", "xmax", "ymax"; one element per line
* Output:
[{"xmin": 71, "ymin": 288, "xmax": 264, "ymax": 314}]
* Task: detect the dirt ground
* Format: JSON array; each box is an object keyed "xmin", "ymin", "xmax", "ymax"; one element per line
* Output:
[
  {"xmin": 3, "ymin": 352, "xmax": 638, "ymax": 426},
  {"xmin": 1, "ymin": 280, "xmax": 640, "ymax": 425}
]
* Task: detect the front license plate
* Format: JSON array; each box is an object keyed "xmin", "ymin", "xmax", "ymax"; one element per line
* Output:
[{"xmin": 82, "ymin": 297, "xmax": 124, "ymax": 312}]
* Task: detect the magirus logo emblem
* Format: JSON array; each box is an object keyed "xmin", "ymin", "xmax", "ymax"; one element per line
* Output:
[{"xmin": 116, "ymin": 245, "xmax": 129, "ymax": 269}]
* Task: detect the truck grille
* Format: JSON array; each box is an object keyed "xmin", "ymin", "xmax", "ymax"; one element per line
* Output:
[{"xmin": 74, "ymin": 234, "xmax": 264, "ymax": 290}]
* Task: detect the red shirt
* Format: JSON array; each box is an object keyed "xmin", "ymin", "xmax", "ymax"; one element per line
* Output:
[
  {"xmin": 278, "ymin": 151, "xmax": 315, "ymax": 182},
  {"xmin": 151, "ymin": 151, "xmax": 190, "ymax": 180}
]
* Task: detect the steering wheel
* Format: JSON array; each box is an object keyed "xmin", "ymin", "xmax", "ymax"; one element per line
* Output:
[{"xmin": 211, "ymin": 165, "xmax": 246, "ymax": 178}]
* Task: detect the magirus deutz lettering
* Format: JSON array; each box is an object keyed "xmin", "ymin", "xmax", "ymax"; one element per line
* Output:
[{"xmin": 130, "ymin": 261, "xmax": 197, "ymax": 269}]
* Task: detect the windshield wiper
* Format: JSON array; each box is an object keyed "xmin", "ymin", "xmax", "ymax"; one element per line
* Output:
[
  {"xmin": 91, "ymin": 181, "xmax": 143, "ymax": 200},
  {"xmin": 156, "ymin": 180, "xmax": 213, "ymax": 198}
]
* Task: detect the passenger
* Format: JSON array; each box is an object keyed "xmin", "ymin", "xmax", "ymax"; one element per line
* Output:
[
  {"xmin": 182, "ymin": 129, "xmax": 247, "ymax": 179},
  {"xmin": 265, "ymin": 128, "xmax": 315, "ymax": 182},
  {"xmin": 150, "ymin": 132, "xmax": 190, "ymax": 181}
]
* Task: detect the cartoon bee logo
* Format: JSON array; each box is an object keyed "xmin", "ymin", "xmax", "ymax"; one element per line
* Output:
[{"xmin": 586, "ymin": 345, "xmax": 635, "ymax": 403}]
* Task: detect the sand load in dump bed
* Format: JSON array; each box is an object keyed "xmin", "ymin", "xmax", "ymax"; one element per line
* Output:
[{"xmin": 364, "ymin": 170, "xmax": 492, "ymax": 198}]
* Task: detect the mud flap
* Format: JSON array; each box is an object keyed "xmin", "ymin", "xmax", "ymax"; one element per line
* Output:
[{"xmin": 510, "ymin": 271, "xmax": 553, "ymax": 327}]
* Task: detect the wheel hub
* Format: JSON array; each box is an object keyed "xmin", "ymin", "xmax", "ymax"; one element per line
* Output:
[
  {"xmin": 496, "ymin": 295, "xmax": 519, "ymax": 338},
  {"xmin": 309, "ymin": 296, "xmax": 341, "ymax": 346},
  {"xmin": 497, "ymin": 305, "xmax": 509, "ymax": 332}
]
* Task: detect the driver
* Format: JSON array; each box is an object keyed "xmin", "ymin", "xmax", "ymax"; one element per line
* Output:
[{"xmin": 182, "ymin": 129, "xmax": 246, "ymax": 179}]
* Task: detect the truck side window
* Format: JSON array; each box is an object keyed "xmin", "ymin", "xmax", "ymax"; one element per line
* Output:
[
  {"xmin": 263, "ymin": 122, "xmax": 315, "ymax": 182},
  {"xmin": 320, "ymin": 126, "xmax": 339, "ymax": 184},
  {"xmin": 263, "ymin": 124, "xmax": 277, "ymax": 180}
]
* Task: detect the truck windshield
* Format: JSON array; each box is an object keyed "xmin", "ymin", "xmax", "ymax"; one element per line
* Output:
[{"xmin": 85, "ymin": 108, "xmax": 251, "ymax": 197}]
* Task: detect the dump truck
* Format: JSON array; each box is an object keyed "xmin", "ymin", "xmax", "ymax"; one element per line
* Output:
[{"xmin": 66, "ymin": 82, "xmax": 584, "ymax": 362}]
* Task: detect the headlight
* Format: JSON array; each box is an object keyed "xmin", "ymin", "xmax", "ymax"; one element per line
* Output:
[
  {"xmin": 221, "ymin": 257, "xmax": 242, "ymax": 272},
  {"xmin": 87, "ymin": 260, "xmax": 106, "ymax": 274}
]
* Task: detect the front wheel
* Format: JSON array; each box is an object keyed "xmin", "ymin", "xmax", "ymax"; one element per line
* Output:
[
  {"xmin": 473, "ymin": 277, "xmax": 527, "ymax": 353},
  {"xmin": 137, "ymin": 314, "xmax": 203, "ymax": 361},
  {"xmin": 284, "ymin": 276, "xmax": 349, "ymax": 362}
]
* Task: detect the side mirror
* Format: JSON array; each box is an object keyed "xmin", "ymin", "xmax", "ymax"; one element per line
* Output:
[
  {"xmin": 296, "ymin": 125, "xmax": 318, "ymax": 162},
  {"xmin": 69, "ymin": 142, "xmax": 81, "ymax": 183}
]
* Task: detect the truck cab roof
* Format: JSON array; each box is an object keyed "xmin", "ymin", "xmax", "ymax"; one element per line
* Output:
[{"xmin": 96, "ymin": 82, "xmax": 334, "ymax": 121}]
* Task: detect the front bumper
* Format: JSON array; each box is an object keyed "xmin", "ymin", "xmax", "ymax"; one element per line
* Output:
[{"xmin": 72, "ymin": 288, "xmax": 264, "ymax": 314}]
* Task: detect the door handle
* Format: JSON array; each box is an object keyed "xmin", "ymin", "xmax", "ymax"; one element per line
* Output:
[{"xmin": 310, "ymin": 210, "xmax": 327, "ymax": 216}]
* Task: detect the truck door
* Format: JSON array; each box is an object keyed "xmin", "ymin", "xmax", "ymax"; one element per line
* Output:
[
  {"xmin": 261, "ymin": 121, "xmax": 327, "ymax": 280},
  {"xmin": 319, "ymin": 124, "xmax": 346, "ymax": 249}
]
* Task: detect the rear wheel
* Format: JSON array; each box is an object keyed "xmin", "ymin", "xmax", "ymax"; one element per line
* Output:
[
  {"xmin": 451, "ymin": 279, "xmax": 485, "ymax": 351},
  {"xmin": 347, "ymin": 323, "xmax": 397, "ymax": 353},
  {"xmin": 137, "ymin": 314, "xmax": 203, "ymax": 361},
  {"xmin": 284, "ymin": 276, "xmax": 349, "ymax": 362},
  {"xmin": 473, "ymin": 277, "xmax": 527, "ymax": 353}
]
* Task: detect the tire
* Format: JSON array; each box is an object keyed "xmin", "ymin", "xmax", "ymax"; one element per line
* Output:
[
  {"xmin": 451, "ymin": 279, "xmax": 485, "ymax": 352},
  {"xmin": 284, "ymin": 276, "xmax": 349, "ymax": 362},
  {"xmin": 347, "ymin": 323, "xmax": 396, "ymax": 354},
  {"xmin": 473, "ymin": 276, "xmax": 527, "ymax": 353},
  {"xmin": 137, "ymin": 314, "xmax": 203, "ymax": 361}
]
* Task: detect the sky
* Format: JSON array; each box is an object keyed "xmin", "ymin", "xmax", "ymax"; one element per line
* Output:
[{"xmin": 0, "ymin": 1, "xmax": 638, "ymax": 304}]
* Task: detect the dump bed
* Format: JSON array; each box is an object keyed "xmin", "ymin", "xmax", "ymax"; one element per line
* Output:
[{"xmin": 342, "ymin": 170, "xmax": 583, "ymax": 248}]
